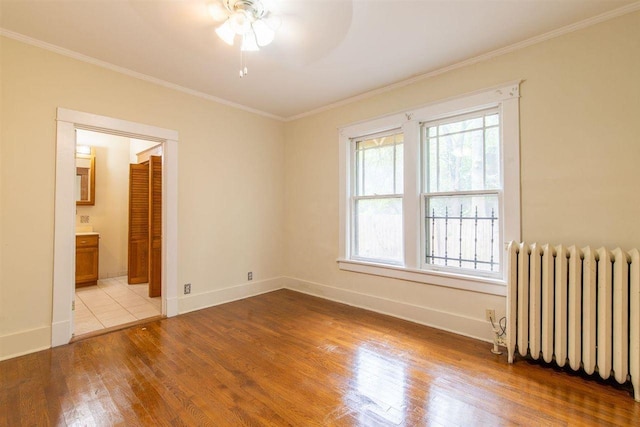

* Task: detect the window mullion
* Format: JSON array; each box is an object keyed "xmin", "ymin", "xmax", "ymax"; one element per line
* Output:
[{"xmin": 402, "ymin": 121, "xmax": 419, "ymax": 269}]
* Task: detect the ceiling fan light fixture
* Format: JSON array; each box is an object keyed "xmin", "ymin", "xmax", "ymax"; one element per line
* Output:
[
  {"xmin": 211, "ymin": 0, "xmax": 279, "ymax": 76},
  {"xmin": 252, "ymin": 19, "xmax": 274, "ymax": 46},
  {"xmin": 212, "ymin": 0, "xmax": 278, "ymax": 50},
  {"xmin": 229, "ymin": 10, "xmax": 251, "ymax": 34},
  {"xmin": 215, "ymin": 20, "xmax": 236, "ymax": 45}
]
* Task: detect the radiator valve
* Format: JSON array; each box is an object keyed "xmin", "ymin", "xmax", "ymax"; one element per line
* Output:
[
  {"xmin": 491, "ymin": 330, "xmax": 503, "ymax": 355},
  {"xmin": 490, "ymin": 316, "xmax": 507, "ymax": 355}
]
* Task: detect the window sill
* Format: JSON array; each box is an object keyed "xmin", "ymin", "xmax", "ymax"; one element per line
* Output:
[{"xmin": 337, "ymin": 258, "xmax": 506, "ymax": 296}]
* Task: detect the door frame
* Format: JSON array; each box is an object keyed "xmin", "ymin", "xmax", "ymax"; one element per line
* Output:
[{"xmin": 52, "ymin": 108, "xmax": 179, "ymax": 346}]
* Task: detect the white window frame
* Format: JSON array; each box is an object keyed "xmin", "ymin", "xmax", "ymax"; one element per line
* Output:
[
  {"xmin": 351, "ymin": 129, "xmax": 404, "ymax": 265},
  {"xmin": 338, "ymin": 82, "xmax": 521, "ymax": 296},
  {"xmin": 420, "ymin": 107, "xmax": 503, "ymax": 279}
]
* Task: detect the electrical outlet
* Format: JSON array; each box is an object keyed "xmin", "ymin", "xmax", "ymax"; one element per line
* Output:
[
  {"xmin": 184, "ymin": 283, "xmax": 191, "ymax": 294},
  {"xmin": 485, "ymin": 308, "xmax": 496, "ymax": 323},
  {"xmin": 248, "ymin": 272, "xmax": 253, "ymax": 281}
]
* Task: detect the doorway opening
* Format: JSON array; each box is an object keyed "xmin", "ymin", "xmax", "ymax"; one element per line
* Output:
[
  {"xmin": 52, "ymin": 109, "xmax": 179, "ymax": 346},
  {"xmin": 73, "ymin": 129, "xmax": 163, "ymax": 336}
]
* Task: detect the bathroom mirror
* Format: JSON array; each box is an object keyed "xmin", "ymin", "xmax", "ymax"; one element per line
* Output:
[{"xmin": 76, "ymin": 146, "xmax": 95, "ymax": 205}]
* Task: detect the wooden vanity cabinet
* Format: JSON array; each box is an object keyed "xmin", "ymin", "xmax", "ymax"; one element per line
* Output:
[{"xmin": 76, "ymin": 234, "xmax": 99, "ymax": 287}]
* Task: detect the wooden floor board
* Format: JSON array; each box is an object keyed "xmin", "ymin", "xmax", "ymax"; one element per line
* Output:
[{"xmin": 1, "ymin": 289, "xmax": 639, "ymax": 426}]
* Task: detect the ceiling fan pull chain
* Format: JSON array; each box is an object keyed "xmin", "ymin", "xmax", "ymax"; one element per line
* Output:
[
  {"xmin": 239, "ymin": 49, "xmax": 248, "ymax": 78},
  {"xmin": 239, "ymin": 50, "xmax": 245, "ymax": 78}
]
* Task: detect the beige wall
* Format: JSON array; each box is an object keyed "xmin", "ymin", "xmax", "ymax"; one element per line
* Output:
[
  {"xmin": 1, "ymin": 10, "xmax": 638, "ymax": 359},
  {"xmin": 76, "ymin": 130, "xmax": 130, "ymax": 279},
  {"xmin": 0, "ymin": 37, "xmax": 285, "ymax": 359},
  {"xmin": 282, "ymin": 11, "xmax": 640, "ymax": 339}
]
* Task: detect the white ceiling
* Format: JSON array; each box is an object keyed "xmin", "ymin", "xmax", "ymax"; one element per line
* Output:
[{"xmin": 0, "ymin": 0, "xmax": 636, "ymax": 119}]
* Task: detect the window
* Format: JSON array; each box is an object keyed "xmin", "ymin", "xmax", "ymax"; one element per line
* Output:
[
  {"xmin": 339, "ymin": 82, "xmax": 521, "ymax": 296},
  {"xmin": 352, "ymin": 131, "xmax": 404, "ymax": 264},
  {"xmin": 422, "ymin": 109, "xmax": 501, "ymax": 276}
]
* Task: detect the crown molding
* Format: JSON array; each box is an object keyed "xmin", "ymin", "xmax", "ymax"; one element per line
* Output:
[
  {"xmin": 0, "ymin": 28, "xmax": 286, "ymax": 122},
  {"xmin": 285, "ymin": 1, "xmax": 640, "ymax": 122}
]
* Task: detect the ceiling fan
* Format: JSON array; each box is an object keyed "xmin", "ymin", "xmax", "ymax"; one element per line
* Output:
[
  {"xmin": 208, "ymin": 0, "xmax": 282, "ymax": 51},
  {"xmin": 207, "ymin": 0, "xmax": 282, "ymax": 76},
  {"xmin": 204, "ymin": 0, "xmax": 356, "ymax": 78}
]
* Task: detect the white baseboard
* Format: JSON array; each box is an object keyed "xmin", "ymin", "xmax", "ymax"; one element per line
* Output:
[
  {"xmin": 178, "ymin": 276, "xmax": 285, "ymax": 314},
  {"xmin": 2, "ymin": 275, "xmax": 493, "ymax": 361},
  {"xmin": 282, "ymin": 277, "xmax": 493, "ymax": 343},
  {"xmin": 0, "ymin": 326, "xmax": 51, "ymax": 361}
]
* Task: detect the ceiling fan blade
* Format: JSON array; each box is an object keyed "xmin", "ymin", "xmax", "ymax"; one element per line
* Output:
[{"xmin": 266, "ymin": 0, "xmax": 354, "ymax": 66}]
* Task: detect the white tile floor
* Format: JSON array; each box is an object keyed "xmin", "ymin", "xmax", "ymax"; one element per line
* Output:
[{"xmin": 74, "ymin": 276, "xmax": 161, "ymax": 336}]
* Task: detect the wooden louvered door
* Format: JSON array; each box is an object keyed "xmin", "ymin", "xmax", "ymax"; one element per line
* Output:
[
  {"xmin": 148, "ymin": 155, "xmax": 162, "ymax": 298},
  {"xmin": 128, "ymin": 163, "xmax": 149, "ymax": 284}
]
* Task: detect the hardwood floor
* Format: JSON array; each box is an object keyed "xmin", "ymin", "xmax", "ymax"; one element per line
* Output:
[{"xmin": 1, "ymin": 289, "xmax": 638, "ymax": 426}]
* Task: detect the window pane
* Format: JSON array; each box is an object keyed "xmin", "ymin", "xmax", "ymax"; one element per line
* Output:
[
  {"xmin": 485, "ymin": 127, "xmax": 500, "ymax": 189},
  {"xmin": 439, "ymin": 116, "xmax": 483, "ymax": 136},
  {"xmin": 354, "ymin": 198, "xmax": 403, "ymax": 263},
  {"xmin": 364, "ymin": 144, "xmax": 394, "ymax": 195},
  {"xmin": 355, "ymin": 133, "xmax": 403, "ymax": 196},
  {"xmin": 425, "ymin": 111, "xmax": 500, "ymax": 192},
  {"xmin": 357, "ymin": 134, "xmax": 399, "ymax": 150},
  {"xmin": 435, "ymin": 129, "xmax": 483, "ymax": 191},
  {"xmin": 427, "ymin": 137, "xmax": 438, "ymax": 192},
  {"xmin": 425, "ymin": 194, "xmax": 499, "ymax": 272},
  {"xmin": 395, "ymin": 143, "xmax": 404, "ymax": 194},
  {"xmin": 356, "ymin": 145, "xmax": 364, "ymax": 195},
  {"xmin": 485, "ymin": 113, "xmax": 499, "ymax": 127}
]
